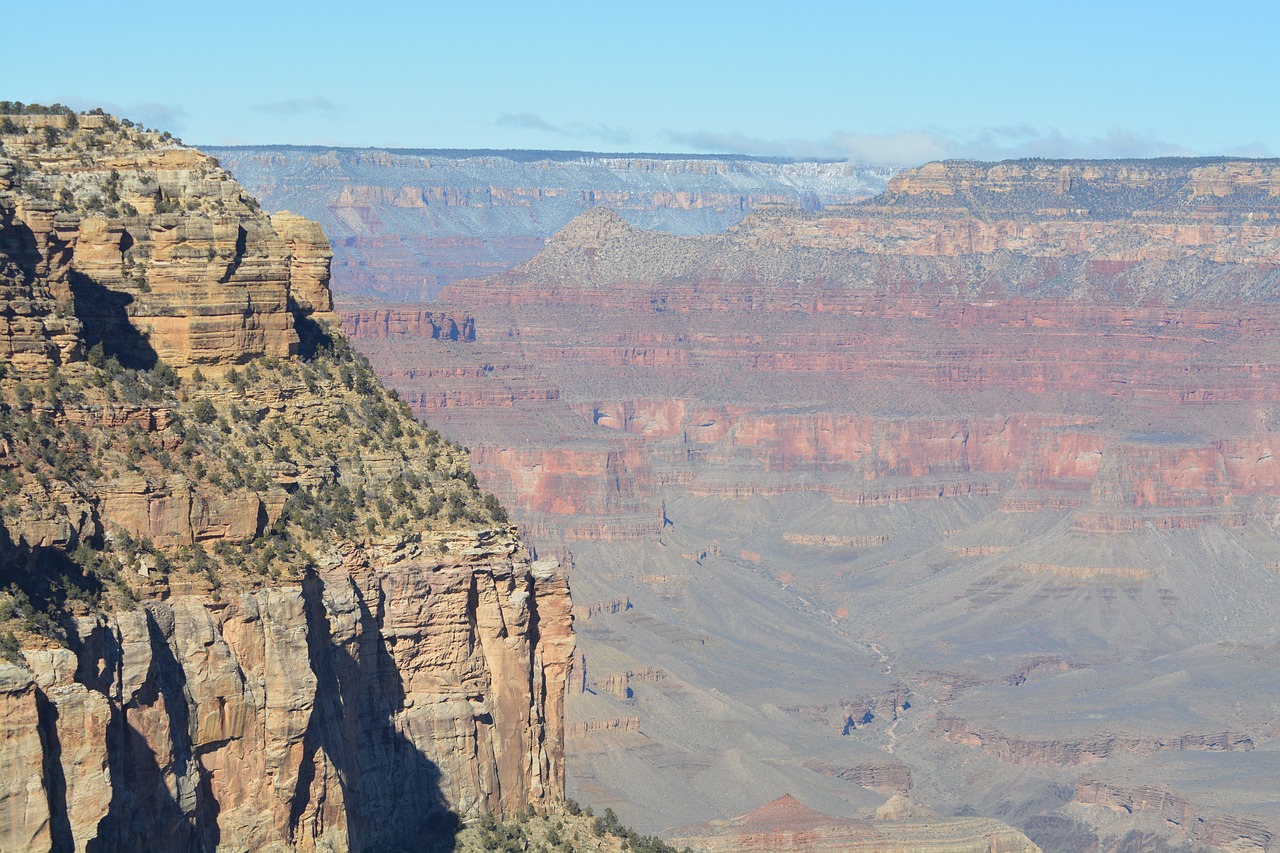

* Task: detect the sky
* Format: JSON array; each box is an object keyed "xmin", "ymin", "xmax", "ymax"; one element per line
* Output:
[{"xmin": 6, "ymin": 0, "xmax": 1278, "ymax": 165}]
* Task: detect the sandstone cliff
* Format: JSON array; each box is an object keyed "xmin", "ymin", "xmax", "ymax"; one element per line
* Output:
[{"xmin": 0, "ymin": 108, "xmax": 572, "ymax": 852}]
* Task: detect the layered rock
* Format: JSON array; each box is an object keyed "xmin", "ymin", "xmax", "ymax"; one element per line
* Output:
[
  {"xmin": 1074, "ymin": 780, "xmax": 1274, "ymax": 851},
  {"xmin": 3, "ymin": 539, "xmax": 571, "ymax": 852},
  {"xmin": 334, "ymin": 157, "xmax": 1280, "ymax": 849},
  {"xmin": 0, "ymin": 110, "xmax": 572, "ymax": 851},
  {"xmin": 1, "ymin": 113, "xmax": 334, "ymax": 369},
  {"xmin": 346, "ymin": 160, "xmax": 1280, "ymax": 542},
  {"xmin": 668, "ymin": 794, "xmax": 1040, "ymax": 853},
  {"xmin": 0, "ymin": 205, "xmax": 82, "ymax": 370},
  {"xmin": 211, "ymin": 145, "xmax": 899, "ymax": 300},
  {"xmin": 935, "ymin": 715, "xmax": 1254, "ymax": 766}
]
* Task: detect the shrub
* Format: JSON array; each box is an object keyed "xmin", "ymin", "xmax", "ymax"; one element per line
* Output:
[
  {"xmin": 191, "ymin": 398, "xmax": 217, "ymax": 424},
  {"xmin": 483, "ymin": 493, "xmax": 509, "ymax": 524},
  {"xmin": 0, "ymin": 630, "xmax": 20, "ymax": 662}
]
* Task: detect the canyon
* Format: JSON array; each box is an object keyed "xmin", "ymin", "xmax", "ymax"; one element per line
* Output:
[
  {"xmin": 209, "ymin": 145, "xmax": 896, "ymax": 300},
  {"xmin": 0, "ymin": 111, "xmax": 574, "ymax": 852},
  {"xmin": 317, "ymin": 157, "xmax": 1280, "ymax": 850}
]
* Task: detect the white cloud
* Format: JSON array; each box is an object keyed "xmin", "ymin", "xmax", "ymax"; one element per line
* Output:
[
  {"xmin": 495, "ymin": 112, "xmax": 633, "ymax": 147},
  {"xmin": 251, "ymin": 96, "xmax": 342, "ymax": 115},
  {"xmin": 663, "ymin": 125, "xmax": 1256, "ymax": 165}
]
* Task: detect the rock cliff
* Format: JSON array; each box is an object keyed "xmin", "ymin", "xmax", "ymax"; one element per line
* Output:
[
  {"xmin": 359, "ymin": 159, "xmax": 1280, "ymax": 543},
  {"xmin": 0, "ymin": 109, "xmax": 572, "ymax": 852}
]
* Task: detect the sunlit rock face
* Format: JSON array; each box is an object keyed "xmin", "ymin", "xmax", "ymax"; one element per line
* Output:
[{"xmin": 0, "ymin": 112, "xmax": 573, "ymax": 852}]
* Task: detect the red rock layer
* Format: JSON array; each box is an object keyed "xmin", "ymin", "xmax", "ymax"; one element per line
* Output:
[
  {"xmin": 336, "ymin": 160, "xmax": 1280, "ymax": 541},
  {"xmin": 346, "ymin": 291, "xmax": 1280, "ymax": 540}
]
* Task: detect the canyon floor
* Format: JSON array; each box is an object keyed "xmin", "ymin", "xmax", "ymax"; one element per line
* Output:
[{"xmin": 352, "ymin": 299, "xmax": 1280, "ymax": 851}]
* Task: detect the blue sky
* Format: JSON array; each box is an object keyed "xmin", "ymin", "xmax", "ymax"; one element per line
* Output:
[{"xmin": 7, "ymin": 0, "xmax": 1277, "ymax": 164}]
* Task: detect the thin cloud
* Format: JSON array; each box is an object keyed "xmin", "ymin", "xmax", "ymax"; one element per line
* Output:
[
  {"xmin": 957, "ymin": 126, "xmax": 1199, "ymax": 160},
  {"xmin": 829, "ymin": 132, "xmax": 957, "ymax": 165},
  {"xmin": 251, "ymin": 96, "xmax": 341, "ymax": 115},
  {"xmin": 664, "ymin": 129, "xmax": 851, "ymax": 160},
  {"xmin": 666, "ymin": 126, "xmax": 1239, "ymax": 165},
  {"xmin": 565, "ymin": 122, "xmax": 632, "ymax": 146},
  {"xmin": 496, "ymin": 112, "xmax": 561, "ymax": 133},
  {"xmin": 663, "ymin": 129, "xmax": 954, "ymax": 164},
  {"xmin": 1223, "ymin": 142, "xmax": 1275, "ymax": 157},
  {"xmin": 496, "ymin": 112, "xmax": 633, "ymax": 146}
]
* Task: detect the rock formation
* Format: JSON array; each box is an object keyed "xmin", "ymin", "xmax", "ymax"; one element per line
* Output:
[
  {"xmin": 0, "ymin": 109, "xmax": 572, "ymax": 852},
  {"xmin": 335, "ymin": 158, "xmax": 1280, "ymax": 850},
  {"xmin": 667, "ymin": 794, "xmax": 1040, "ymax": 853},
  {"xmin": 210, "ymin": 145, "xmax": 898, "ymax": 300}
]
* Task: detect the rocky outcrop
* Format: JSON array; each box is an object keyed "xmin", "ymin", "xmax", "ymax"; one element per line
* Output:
[
  {"xmin": 935, "ymin": 715, "xmax": 1254, "ymax": 766},
  {"xmin": 1074, "ymin": 780, "xmax": 1274, "ymax": 851},
  {"xmin": 667, "ymin": 794, "xmax": 1040, "ymax": 853},
  {"xmin": 564, "ymin": 717, "xmax": 640, "ymax": 739},
  {"xmin": 0, "ymin": 110, "xmax": 573, "ymax": 851},
  {"xmin": 1, "ymin": 113, "xmax": 332, "ymax": 369},
  {"xmin": 0, "ymin": 205, "xmax": 82, "ymax": 371},
  {"xmin": 2, "ymin": 540, "xmax": 571, "ymax": 852},
  {"xmin": 341, "ymin": 307, "xmax": 475, "ymax": 342},
  {"xmin": 804, "ymin": 761, "xmax": 913, "ymax": 795}
]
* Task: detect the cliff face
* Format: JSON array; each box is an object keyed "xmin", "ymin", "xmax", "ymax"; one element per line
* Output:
[
  {"xmin": 0, "ymin": 111, "xmax": 572, "ymax": 852},
  {"xmin": 359, "ymin": 160, "xmax": 1280, "ymax": 543}
]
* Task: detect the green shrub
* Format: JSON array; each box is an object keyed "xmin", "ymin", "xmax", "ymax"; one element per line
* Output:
[
  {"xmin": 191, "ymin": 398, "xmax": 217, "ymax": 424},
  {"xmin": 0, "ymin": 631, "xmax": 20, "ymax": 662}
]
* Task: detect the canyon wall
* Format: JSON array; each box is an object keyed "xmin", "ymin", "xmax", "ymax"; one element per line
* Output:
[
  {"xmin": 210, "ymin": 145, "xmax": 897, "ymax": 300},
  {"xmin": 341, "ymin": 158, "xmax": 1280, "ymax": 850},
  {"xmin": 0, "ymin": 112, "xmax": 572, "ymax": 852},
  {"xmin": 351, "ymin": 160, "xmax": 1280, "ymax": 542}
]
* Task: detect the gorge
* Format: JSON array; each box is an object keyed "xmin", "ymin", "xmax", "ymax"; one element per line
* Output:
[
  {"xmin": 5, "ymin": 104, "xmax": 1279, "ymax": 852},
  {"xmin": 276, "ymin": 155, "xmax": 1280, "ymax": 851}
]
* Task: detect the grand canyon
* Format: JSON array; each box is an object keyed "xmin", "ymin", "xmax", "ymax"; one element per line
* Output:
[
  {"xmin": 0, "ymin": 109, "xmax": 1056, "ymax": 852},
  {"xmin": 3, "ymin": 105, "xmax": 1280, "ymax": 853},
  {"xmin": 224, "ymin": 150, "xmax": 1280, "ymax": 851}
]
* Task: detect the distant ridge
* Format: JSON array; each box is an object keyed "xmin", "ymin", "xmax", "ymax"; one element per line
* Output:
[
  {"xmin": 209, "ymin": 143, "xmax": 850, "ymax": 165},
  {"xmin": 212, "ymin": 145, "xmax": 897, "ymax": 300}
]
